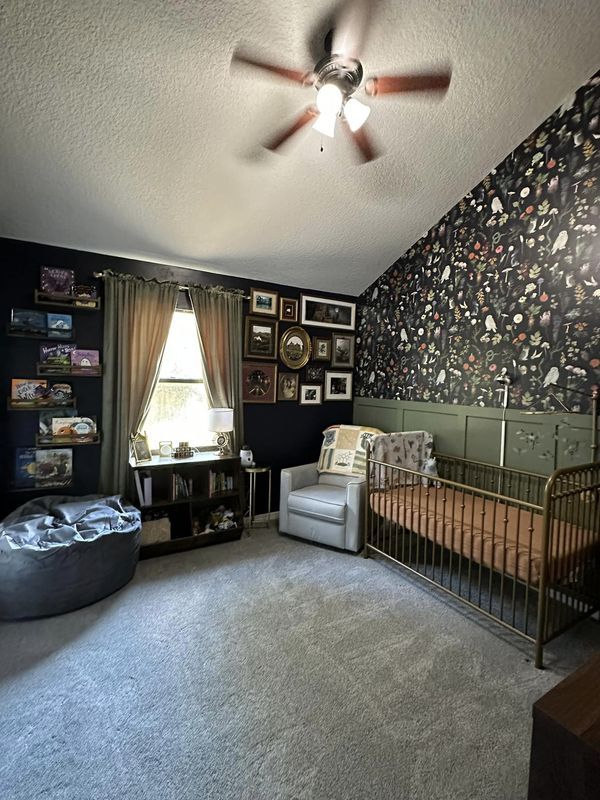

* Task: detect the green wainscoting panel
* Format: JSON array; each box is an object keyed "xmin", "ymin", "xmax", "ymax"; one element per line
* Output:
[
  {"xmin": 465, "ymin": 415, "xmax": 503, "ymax": 464},
  {"xmin": 403, "ymin": 407, "xmax": 464, "ymax": 457},
  {"xmin": 354, "ymin": 399, "xmax": 401, "ymax": 433},
  {"xmin": 354, "ymin": 397, "xmax": 598, "ymax": 475},
  {"xmin": 505, "ymin": 418, "xmax": 556, "ymax": 474}
]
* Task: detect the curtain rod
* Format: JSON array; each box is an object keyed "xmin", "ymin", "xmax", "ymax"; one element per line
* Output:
[{"xmin": 92, "ymin": 271, "xmax": 250, "ymax": 300}]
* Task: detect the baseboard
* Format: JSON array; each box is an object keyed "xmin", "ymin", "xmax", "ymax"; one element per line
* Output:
[{"xmin": 245, "ymin": 511, "xmax": 279, "ymax": 525}]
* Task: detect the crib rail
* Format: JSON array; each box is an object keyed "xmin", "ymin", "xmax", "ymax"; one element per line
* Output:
[
  {"xmin": 435, "ymin": 453, "xmax": 548, "ymax": 507},
  {"xmin": 364, "ymin": 449, "xmax": 600, "ymax": 668},
  {"xmin": 537, "ymin": 462, "xmax": 600, "ymax": 665}
]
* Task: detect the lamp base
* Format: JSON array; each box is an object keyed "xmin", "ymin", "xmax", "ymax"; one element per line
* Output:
[{"xmin": 214, "ymin": 433, "xmax": 231, "ymax": 458}]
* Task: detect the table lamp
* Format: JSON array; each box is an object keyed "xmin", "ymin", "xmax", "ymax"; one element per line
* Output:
[{"xmin": 207, "ymin": 407, "xmax": 234, "ymax": 456}]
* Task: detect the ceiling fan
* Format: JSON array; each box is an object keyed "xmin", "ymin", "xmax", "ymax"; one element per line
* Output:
[{"xmin": 232, "ymin": 0, "xmax": 451, "ymax": 163}]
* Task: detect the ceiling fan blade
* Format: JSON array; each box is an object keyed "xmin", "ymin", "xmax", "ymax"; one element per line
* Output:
[
  {"xmin": 265, "ymin": 106, "xmax": 318, "ymax": 152},
  {"xmin": 331, "ymin": 0, "xmax": 374, "ymax": 61},
  {"xmin": 344, "ymin": 121, "xmax": 379, "ymax": 163},
  {"xmin": 365, "ymin": 72, "xmax": 451, "ymax": 97},
  {"xmin": 232, "ymin": 50, "xmax": 313, "ymax": 86}
]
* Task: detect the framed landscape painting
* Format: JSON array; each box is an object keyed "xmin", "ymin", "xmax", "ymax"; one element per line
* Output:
[
  {"xmin": 300, "ymin": 295, "xmax": 356, "ymax": 331},
  {"xmin": 244, "ymin": 317, "xmax": 278, "ymax": 360},
  {"xmin": 250, "ymin": 288, "xmax": 278, "ymax": 317}
]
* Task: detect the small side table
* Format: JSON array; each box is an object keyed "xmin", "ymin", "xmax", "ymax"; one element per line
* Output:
[{"xmin": 244, "ymin": 466, "xmax": 272, "ymax": 530}]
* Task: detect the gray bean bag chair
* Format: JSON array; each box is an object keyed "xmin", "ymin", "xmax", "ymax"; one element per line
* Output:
[{"xmin": 0, "ymin": 495, "xmax": 141, "ymax": 620}]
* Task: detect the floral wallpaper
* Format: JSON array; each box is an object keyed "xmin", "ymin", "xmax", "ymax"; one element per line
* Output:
[{"xmin": 356, "ymin": 73, "xmax": 600, "ymax": 414}]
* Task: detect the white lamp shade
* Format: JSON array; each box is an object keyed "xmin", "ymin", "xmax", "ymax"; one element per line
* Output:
[
  {"xmin": 312, "ymin": 112, "xmax": 337, "ymax": 138},
  {"xmin": 344, "ymin": 97, "xmax": 370, "ymax": 132},
  {"xmin": 316, "ymin": 84, "xmax": 343, "ymax": 116},
  {"xmin": 207, "ymin": 407, "xmax": 233, "ymax": 432}
]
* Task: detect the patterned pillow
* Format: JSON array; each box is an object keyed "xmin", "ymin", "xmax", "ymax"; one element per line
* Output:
[{"xmin": 317, "ymin": 424, "xmax": 383, "ymax": 476}]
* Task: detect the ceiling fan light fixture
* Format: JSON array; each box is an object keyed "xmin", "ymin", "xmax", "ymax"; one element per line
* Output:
[
  {"xmin": 344, "ymin": 97, "xmax": 371, "ymax": 132},
  {"xmin": 315, "ymin": 83, "xmax": 344, "ymax": 116},
  {"xmin": 312, "ymin": 112, "xmax": 337, "ymax": 138}
]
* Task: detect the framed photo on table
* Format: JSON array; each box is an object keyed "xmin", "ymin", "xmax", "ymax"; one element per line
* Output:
[
  {"xmin": 331, "ymin": 333, "xmax": 355, "ymax": 368},
  {"xmin": 131, "ymin": 432, "xmax": 152, "ymax": 463},
  {"xmin": 324, "ymin": 371, "xmax": 353, "ymax": 401},
  {"xmin": 244, "ymin": 317, "xmax": 278, "ymax": 360},
  {"xmin": 300, "ymin": 294, "xmax": 356, "ymax": 331},
  {"xmin": 250, "ymin": 288, "xmax": 278, "ymax": 317}
]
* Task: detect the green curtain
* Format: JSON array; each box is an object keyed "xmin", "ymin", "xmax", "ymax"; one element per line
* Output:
[
  {"xmin": 188, "ymin": 287, "xmax": 244, "ymax": 453},
  {"xmin": 99, "ymin": 273, "xmax": 179, "ymax": 495}
]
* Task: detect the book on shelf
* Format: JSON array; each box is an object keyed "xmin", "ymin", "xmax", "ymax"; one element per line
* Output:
[
  {"xmin": 208, "ymin": 471, "xmax": 234, "ymax": 497},
  {"xmin": 15, "ymin": 447, "xmax": 73, "ymax": 489},
  {"xmin": 40, "ymin": 343, "xmax": 77, "ymax": 365},
  {"xmin": 134, "ymin": 470, "xmax": 153, "ymax": 507},
  {"xmin": 171, "ymin": 473, "xmax": 190, "ymax": 500},
  {"xmin": 40, "ymin": 266, "xmax": 75, "ymax": 295}
]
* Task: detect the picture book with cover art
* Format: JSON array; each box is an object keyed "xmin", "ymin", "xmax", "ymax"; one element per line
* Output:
[
  {"xmin": 40, "ymin": 343, "xmax": 77, "ymax": 365},
  {"xmin": 39, "ymin": 408, "xmax": 78, "ymax": 435},
  {"xmin": 35, "ymin": 448, "xmax": 73, "ymax": 488},
  {"xmin": 10, "ymin": 308, "xmax": 47, "ymax": 332},
  {"xmin": 11, "ymin": 378, "xmax": 48, "ymax": 401},
  {"xmin": 51, "ymin": 416, "xmax": 96, "ymax": 436},
  {"xmin": 40, "ymin": 266, "xmax": 75, "ymax": 295},
  {"xmin": 14, "ymin": 448, "xmax": 37, "ymax": 488},
  {"xmin": 70, "ymin": 349, "xmax": 100, "ymax": 367}
]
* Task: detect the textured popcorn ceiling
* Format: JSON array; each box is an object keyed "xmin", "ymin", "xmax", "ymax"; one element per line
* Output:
[{"xmin": 1, "ymin": 1, "xmax": 599, "ymax": 294}]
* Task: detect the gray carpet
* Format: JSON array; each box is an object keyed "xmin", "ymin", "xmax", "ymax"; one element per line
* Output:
[{"xmin": 1, "ymin": 527, "xmax": 599, "ymax": 800}]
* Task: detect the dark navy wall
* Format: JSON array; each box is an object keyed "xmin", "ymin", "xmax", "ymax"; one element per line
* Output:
[{"xmin": 0, "ymin": 238, "xmax": 355, "ymax": 516}]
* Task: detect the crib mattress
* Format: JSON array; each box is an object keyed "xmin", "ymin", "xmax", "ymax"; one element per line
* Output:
[{"xmin": 369, "ymin": 487, "xmax": 592, "ymax": 587}]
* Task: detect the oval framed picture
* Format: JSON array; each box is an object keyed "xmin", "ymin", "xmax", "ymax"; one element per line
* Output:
[{"xmin": 279, "ymin": 326, "xmax": 312, "ymax": 370}]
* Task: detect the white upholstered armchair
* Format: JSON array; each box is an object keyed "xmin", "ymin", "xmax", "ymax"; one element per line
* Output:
[{"xmin": 278, "ymin": 425, "xmax": 381, "ymax": 553}]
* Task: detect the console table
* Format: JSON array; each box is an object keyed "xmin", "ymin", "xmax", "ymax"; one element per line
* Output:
[{"xmin": 528, "ymin": 652, "xmax": 600, "ymax": 800}]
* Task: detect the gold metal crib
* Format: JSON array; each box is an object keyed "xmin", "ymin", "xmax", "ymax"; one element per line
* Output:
[{"xmin": 364, "ymin": 450, "xmax": 600, "ymax": 668}]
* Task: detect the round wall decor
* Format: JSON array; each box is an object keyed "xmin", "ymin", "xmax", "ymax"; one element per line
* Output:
[{"xmin": 279, "ymin": 326, "xmax": 312, "ymax": 369}]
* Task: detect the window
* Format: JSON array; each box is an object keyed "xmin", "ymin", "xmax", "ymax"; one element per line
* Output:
[{"xmin": 144, "ymin": 310, "xmax": 213, "ymax": 450}]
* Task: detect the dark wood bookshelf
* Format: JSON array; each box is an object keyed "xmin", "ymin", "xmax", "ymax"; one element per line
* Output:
[{"xmin": 130, "ymin": 452, "xmax": 245, "ymax": 558}]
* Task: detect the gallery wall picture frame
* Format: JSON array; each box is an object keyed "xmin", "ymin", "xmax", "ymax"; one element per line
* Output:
[
  {"xmin": 305, "ymin": 365, "xmax": 324, "ymax": 382},
  {"xmin": 131, "ymin": 432, "xmax": 152, "ymax": 464},
  {"xmin": 324, "ymin": 371, "xmax": 353, "ymax": 401},
  {"xmin": 300, "ymin": 294, "xmax": 356, "ymax": 331},
  {"xmin": 277, "ymin": 372, "xmax": 299, "ymax": 401},
  {"xmin": 250, "ymin": 288, "xmax": 278, "ymax": 317},
  {"xmin": 279, "ymin": 326, "xmax": 312, "ymax": 370},
  {"xmin": 299, "ymin": 384, "xmax": 322, "ymax": 405},
  {"xmin": 331, "ymin": 332, "xmax": 355, "ymax": 369},
  {"xmin": 279, "ymin": 297, "xmax": 298, "ymax": 322},
  {"xmin": 244, "ymin": 316, "xmax": 278, "ymax": 360},
  {"xmin": 312, "ymin": 335, "xmax": 331, "ymax": 362},
  {"xmin": 242, "ymin": 362, "xmax": 278, "ymax": 403}
]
